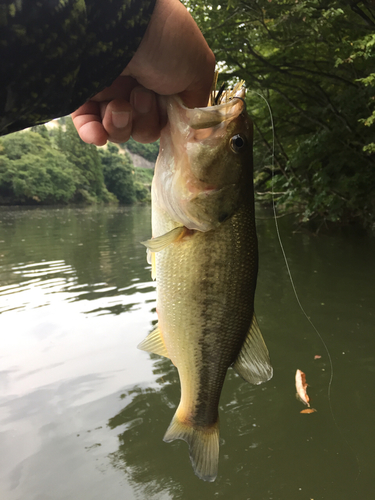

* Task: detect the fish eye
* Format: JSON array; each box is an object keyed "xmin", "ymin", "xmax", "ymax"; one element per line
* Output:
[{"xmin": 230, "ymin": 134, "xmax": 246, "ymax": 153}]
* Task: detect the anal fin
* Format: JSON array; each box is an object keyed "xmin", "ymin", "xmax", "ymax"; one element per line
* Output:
[
  {"xmin": 233, "ymin": 314, "xmax": 273, "ymax": 385},
  {"xmin": 137, "ymin": 324, "xmax": 169, "ymax": 359}
]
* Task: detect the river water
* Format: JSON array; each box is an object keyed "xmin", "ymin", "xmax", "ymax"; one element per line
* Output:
[{"xmin": 0, "ymin": 205, "xmax": 373, "ymax": 500}]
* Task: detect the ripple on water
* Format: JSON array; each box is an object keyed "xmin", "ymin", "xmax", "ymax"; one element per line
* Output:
[
  {"xmin": 0, "ymin": 257, "xmax": 155, "ymax": 315},
  {"xmin": 0, "ymin": 260, "xmax": 75, "ymax": 313}
]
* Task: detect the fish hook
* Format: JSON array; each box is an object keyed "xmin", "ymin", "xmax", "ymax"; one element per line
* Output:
[
  {"xmin": 214, "ymin": 83, "xmax": 226, "ymax": 105},
  {"xmin": 231, "ymin": 96, "xmax": 246, "ymax": 111}
]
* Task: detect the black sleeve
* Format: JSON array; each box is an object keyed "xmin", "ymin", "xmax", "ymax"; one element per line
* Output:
[{"xmin": 0, "ymin": 0, "xmax": 156, "ymax": 135}]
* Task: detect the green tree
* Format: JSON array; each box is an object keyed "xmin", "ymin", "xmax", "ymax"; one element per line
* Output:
[
  {"xmin": 0, "ymin": 129, "xmax": 51, "ymax": 160},
  {"xmin": 134, "ymin": 180, "xmax": 150, "ymax": 202},
  {"xmin": 99, "ymin": 146, "xmax": 137, "ymax": 204},
  {"xmin": 54, "ymin": 121, "xmax": 65, "ymax": 151},
  {"xmin": 31, "ymin": 124, "xmax": 50, "ymax": 142},
  {"xmin": 122, "ymin": 137, "xmax": 159, "ymax": 162},
  {"xmin": 57, "ymin": 118, "xmax": 110, "ymax": 203},
  {"xmin": 0, "ymin": 131, "xmax": 77, "ymax": 204},
  {"xmin": 343, "ymin": 33, "xmax": 375, "ymax": 155},
  {"xmin": 184, "ymin": 0, "xmax": 375, "ymax": 227}
]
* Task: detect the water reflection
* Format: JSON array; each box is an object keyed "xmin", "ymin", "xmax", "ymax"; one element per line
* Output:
[
  {"xmin": 0, "ymin": 205, "xmax": 374, "ymax": 500},
  {"xmin": 0, "ymin": 206, "xmax": 154, "ymax": 315},
  {"xmin": 107, "ymin": 350, "xmax": 361, "ymax": 499}
]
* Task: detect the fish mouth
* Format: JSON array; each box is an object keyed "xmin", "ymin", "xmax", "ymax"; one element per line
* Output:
[{"xmin": 170, "ymin": 88, "xmax": 246, "ymax": 131}]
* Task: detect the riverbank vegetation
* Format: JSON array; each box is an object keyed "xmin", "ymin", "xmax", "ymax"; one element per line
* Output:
[
  {"xmin": 0, "ymin": 118, "xmax": 155, "ymax": 206},
  {"xmin": 185, "ymin": 0, "xmax": 375, "ymax": 229},
  {"xmin": 1, "ymin": 1, "xmax": 374, "ymax": 228}
]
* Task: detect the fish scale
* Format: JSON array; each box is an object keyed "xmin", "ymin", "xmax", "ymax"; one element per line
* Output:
[{"xmin": 139, "ymin": 85, "xmax": 273, "ymax": 481}]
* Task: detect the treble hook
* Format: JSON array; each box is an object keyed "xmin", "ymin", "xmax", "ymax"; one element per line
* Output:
[
  {"xmin": 231, "ymin": 96, "xmax": 246, "ymax": 110},
  {"xmin": 214, "ymin": 83, "xmax": 226, "ymax": 105}
]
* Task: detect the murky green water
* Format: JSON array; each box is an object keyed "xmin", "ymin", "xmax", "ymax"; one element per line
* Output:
[{"xmin": 0, "ymin": 205, "xmax": 374, "ymax": 500}]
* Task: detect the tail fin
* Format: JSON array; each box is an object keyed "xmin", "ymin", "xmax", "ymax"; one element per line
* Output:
[{"xmin": 163, "ymin": 412, "xmax": 219, "ymax": 482}]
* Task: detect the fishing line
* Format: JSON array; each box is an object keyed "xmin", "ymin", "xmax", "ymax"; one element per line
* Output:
[
  {"xmin": 251, "ymin": 90, "xmax": 334, "ymax": 397},
  {"xmin": 249, "ymin": 89, "xmax": 361, "ymax": 479}
]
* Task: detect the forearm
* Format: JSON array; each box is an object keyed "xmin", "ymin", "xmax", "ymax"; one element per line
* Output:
[
  {"xmin": 0, "ymin": 0, "xmax": 156, "ymax": 136},
  {"xmin": 72, "ymin": 0, "xmax": 215, "ymax": 146}
]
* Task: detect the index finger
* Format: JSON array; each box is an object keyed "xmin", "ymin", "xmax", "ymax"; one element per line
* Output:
[{"xmin": 72, "ymin": 100, "xmax": 108, "ymax": 146}]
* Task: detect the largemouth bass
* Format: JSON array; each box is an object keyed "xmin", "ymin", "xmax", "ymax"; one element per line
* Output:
[{"xmin": 139, "ymin": 83, "xmax": 272, "ymax": 482}]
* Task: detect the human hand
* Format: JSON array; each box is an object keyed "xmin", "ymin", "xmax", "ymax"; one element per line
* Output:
[{"xmin": 72, "ymin": 0, "xmax": 215, "ymax": 146}]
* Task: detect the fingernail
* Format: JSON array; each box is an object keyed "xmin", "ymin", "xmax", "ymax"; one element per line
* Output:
[
  {"xmin": 112, "ymin": 111, "xmax": 130, "ymax": 129},
  {"xmin": 133, "ymin": 89, "xmax": 153, "ymax": 114}
]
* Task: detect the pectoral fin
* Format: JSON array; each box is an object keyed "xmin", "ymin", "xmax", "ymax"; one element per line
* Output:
[
  {"xmin": 145, "ymin": 249, "xmax": 156, "ymax": 280},
  {"xmin": 137, "ymin": 324, "xmax": 169, "ymax": 359},
  {"xmin": 233, "ymin": 314, "xmax": 273, "ymax": 385},
  {"xmin": 141, "ymin": 226, "xmax": 185, "ymax": 252},
  {"xmin": 142, "ymin": 226, "xmax": 185, "ymax": 280}
]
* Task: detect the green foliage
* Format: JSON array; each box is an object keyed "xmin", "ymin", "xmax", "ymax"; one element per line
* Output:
[
  {"xmin": 348, "ymin": 33, "xmax": 375, "ymax": 154},
  {"xmin": 1, "ymin": 130, "xmax": 51, "ymax": 160},
  {"xmin": 55, "ymin": 118, "xmax": 110, "ymax": 203},
  {"xmin": 133, "ymin": 167, "xmax": 154, "ymax": 185},
  {"xmin": 99, "ymin": 147, "xmax": 137, "ymax": 204},
  {"xmin": 134, "ymin": 181, "xmax": 150, "ymax": 202},
  {"xmin": 123, "ymin": 137, "xmax": 159, "ymax": 163},
  {"xmin": 185, "ymin": 0, "xmax": 375, "ymax": 227},
  {"xmin": 31, "ymin": 124, "xmax": 51, "ymax": 141},
  {"xmin": 0, "ymin": 131, "xmax": 77, "ymax": 204},
  {"xmin": 0, "ymin": 120, "xmax": 153, "ymax": 206}
]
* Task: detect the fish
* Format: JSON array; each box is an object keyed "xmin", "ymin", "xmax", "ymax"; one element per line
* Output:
[{"xmin": 138, "ymin": 81, "xmax": 273, "ymax": 482}]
